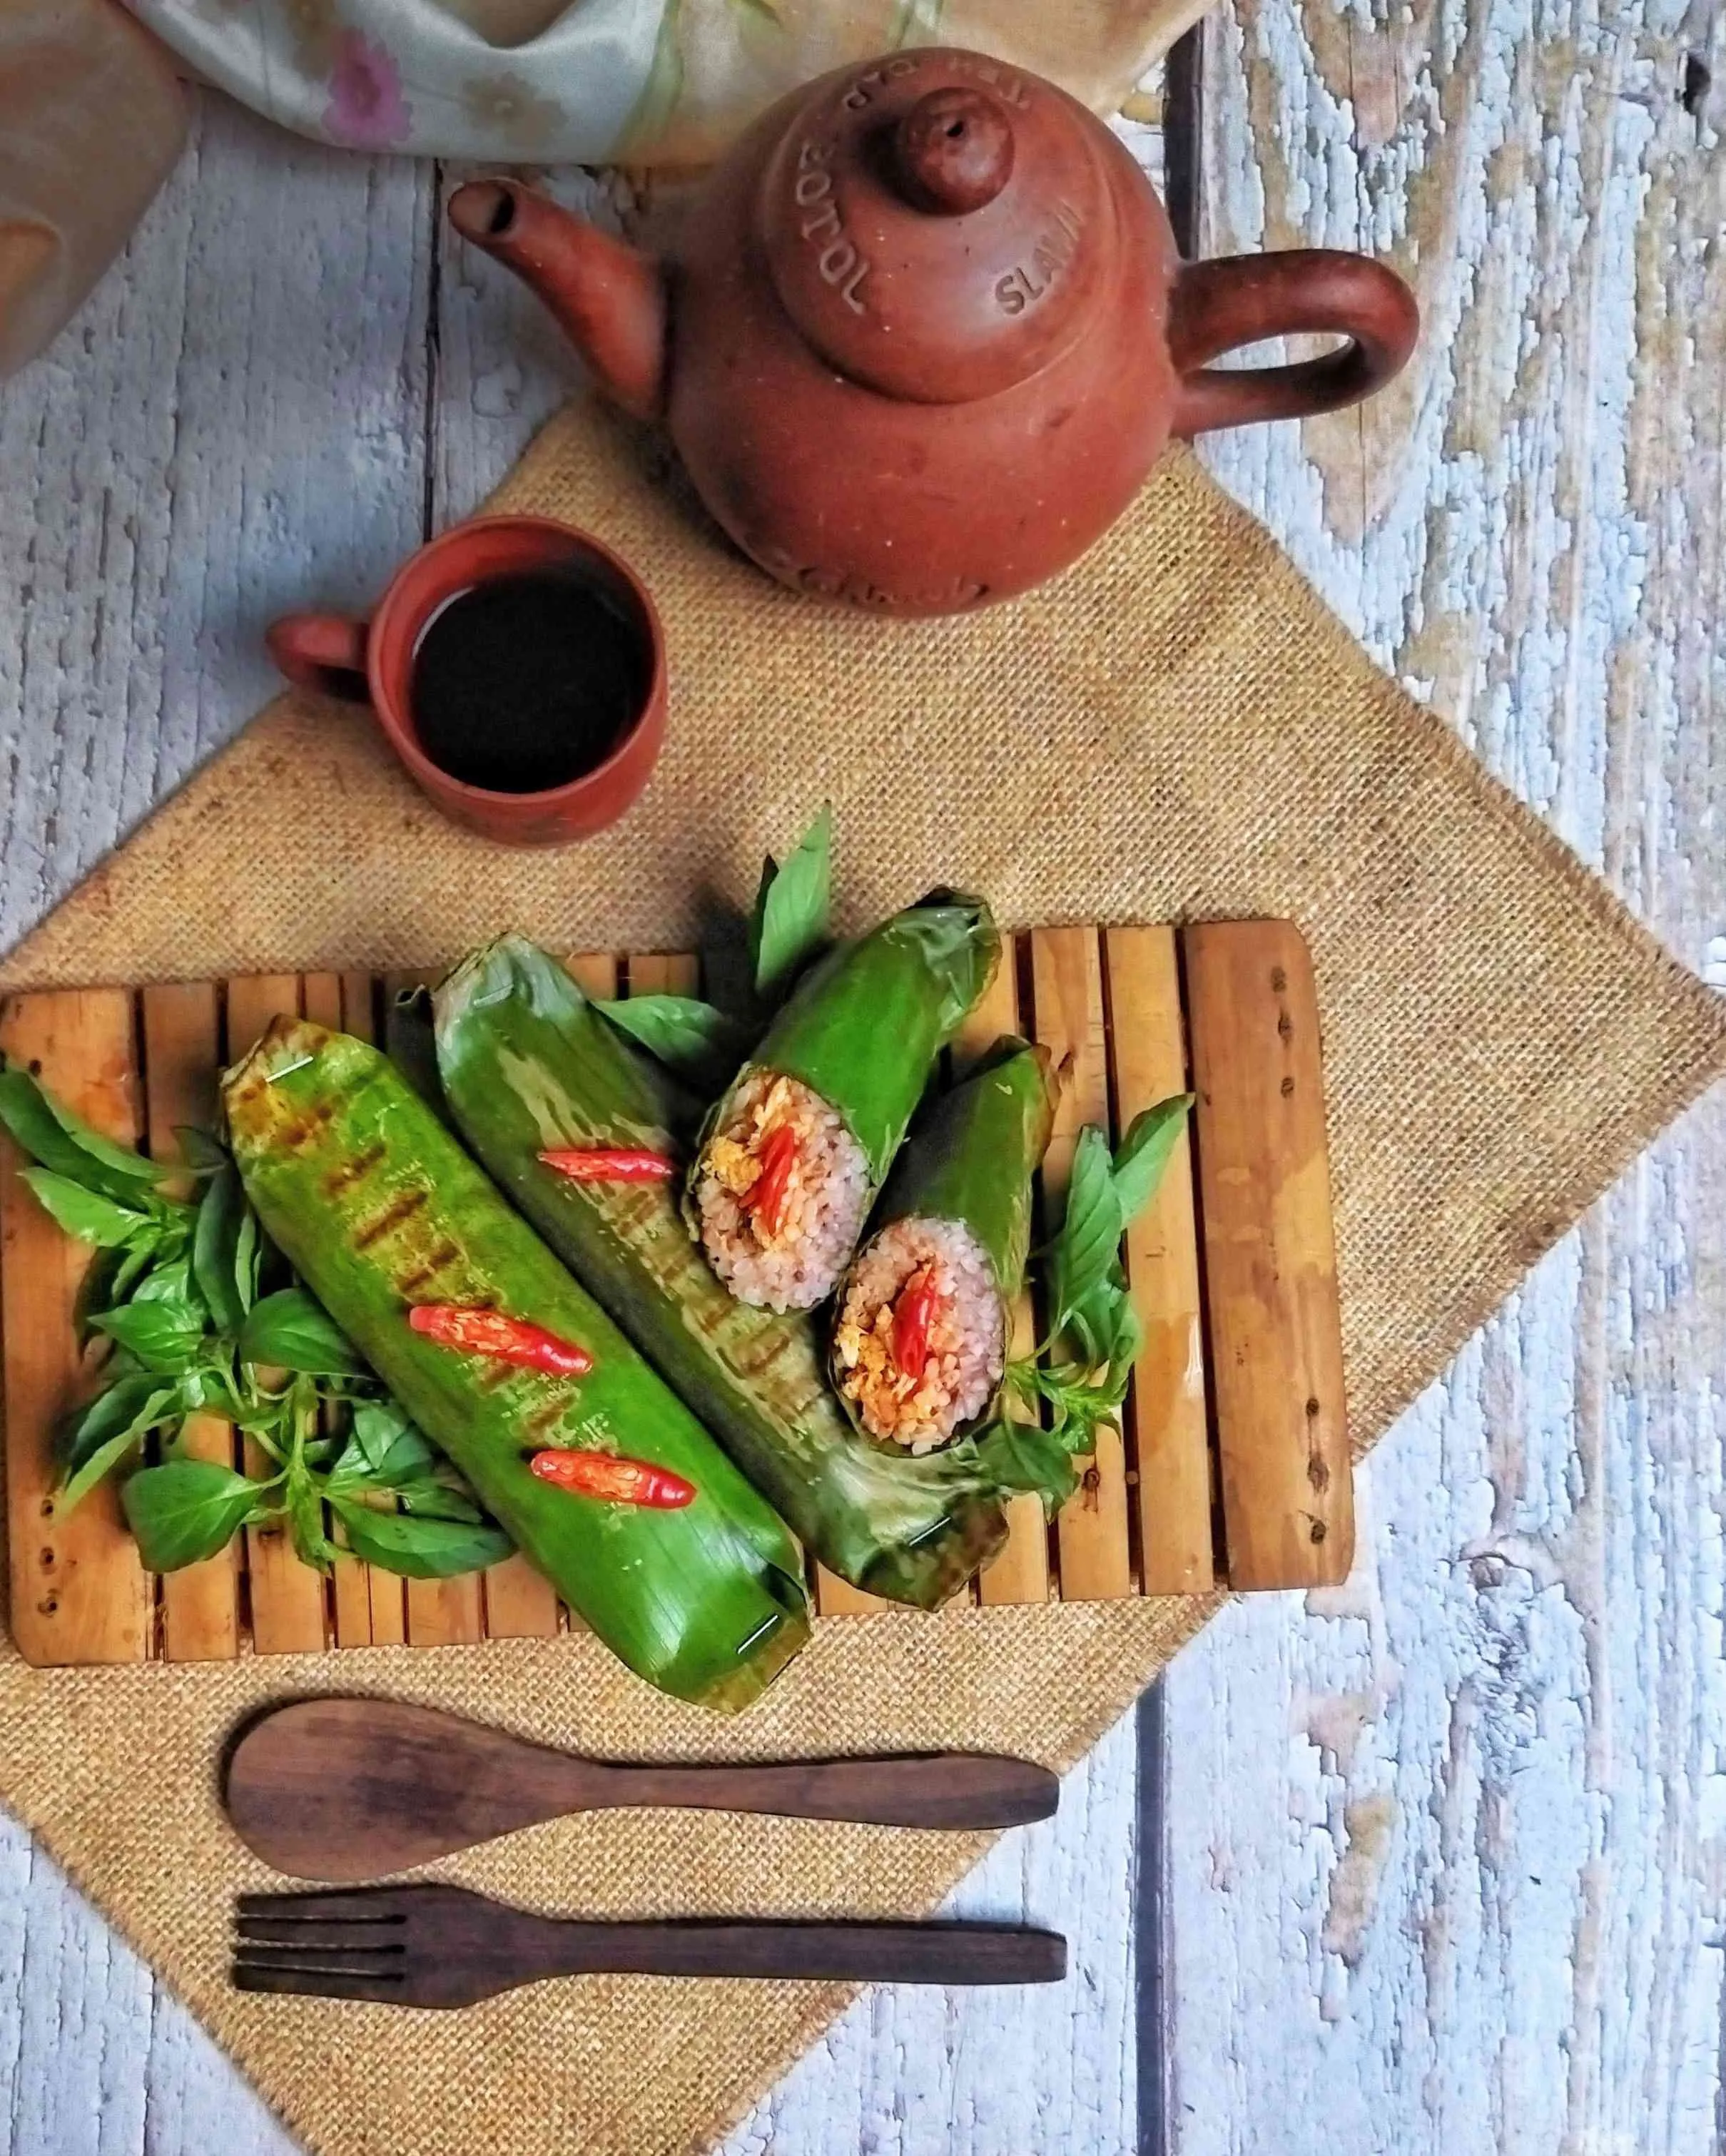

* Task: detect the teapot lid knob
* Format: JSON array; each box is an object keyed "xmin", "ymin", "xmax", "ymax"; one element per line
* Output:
[
  {"xmin": 757, "ymin": 50, "xmax": 1123, "ymax": 406},
  {"xmin": 893, "ymin": 88, "xmax": 1015, "ymax": 216}
]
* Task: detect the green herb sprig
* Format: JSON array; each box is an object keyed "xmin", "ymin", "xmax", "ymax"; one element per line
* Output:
[
  {"xmin": 588, "ymin": 804, "xmax": 834, "ymax": 1090},
  {"xmin": 0, "ymin": 1063, "xmax": 510, "ymax": 1581},
  {"xmin": 965, "ymin": 1093, "xmax": 1195, "ymax": 1514}
]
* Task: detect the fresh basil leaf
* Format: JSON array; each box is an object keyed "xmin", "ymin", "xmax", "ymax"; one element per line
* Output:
[
  {"xmin": 340, "ymin": 1400, "xmax": 437, "ymax": 1485},
  {"xmin": 969, "ymin": 1418, "xmax": 1084, "ymax": 1514},
  {"xmin": 131, "ymin": 1254, "xmax": 200, "ymax": 1309},
  {"xmin": 171, "ymin": 1125, "xmax": 230, "ymax": 1176},
  {"xmin": 239, "ymin": 1287, "xmax": 365, "ymax": 1375},
  {"xmin": 90, "ymin": 1300, "xmax": 208, "ymax": 1373},
  {"xmin": 1110, "ymin": 1094, "xmax": 1194, "ymax": 1226},
  {"xmin": 73, "ymin": 1244, "xmax": 129, "ymax": 1344},
  {"xmin": 1045, "ymin": 1126, "xmax": 1122, "ymax": 1341},
  {"xmin": 106, "ymin": 1231, "xmax": 163, "ymax": 1308},
  {"xmin": 121, "ymin": 1458, "xmax": 265, "ymax": 1571},
  {"xmin": 56, "ymin": 1374, "xmax": 177, "ymax": 1476},
  {"xmin": 21, "ymin": 1169, "xmax": 149, "ymax": 1249},
  {"xmin": 595, "ymin": 995, "xmax": 750, "ymax": 1091},
  {"xmin": 1097, "ymin": 1291, "xmax": 1144, "ymax": 1378},
  {"xmin": 751, "ymin": 803, "xmax": 833, "ymax": 997},
  {"xmin": 0, "ymin": 1066, "xmax": 165, "ymax": 1201},
  {"xmin": 176, "ymin": 1367, "xmax": 226, "ymax": 1413},
  {"xmin": 329, "ymin": 1499, "xmax": 512, "ymax": 1580},
  {"xmin": 393, "ymin": 1476, "xmax": 485, "ymax": 1524},
  {"xmin": 192, "ymin": 1166, "xmax": 248, "ymax": 1335},
  {"xmin": 57, "ymin": 1386, "xmax": 181, "ymax": 1515},
  {"xmin": 233, "ymin": 1204, "xmax": 262, "ymax": 1314}
]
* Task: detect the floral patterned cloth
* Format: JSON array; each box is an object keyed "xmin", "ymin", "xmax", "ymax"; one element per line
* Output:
[{"xmin": 121, "ymin": 0, "xmax": 1195, "ymax": 166}]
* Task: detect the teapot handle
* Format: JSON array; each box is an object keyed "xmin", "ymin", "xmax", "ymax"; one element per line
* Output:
[{"xmin": 1167, "ymin": 250, "xmax": 1418, "ymax": 437}]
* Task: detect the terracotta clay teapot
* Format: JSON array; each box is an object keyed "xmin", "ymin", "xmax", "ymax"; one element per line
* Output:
[{"xmin": 449, "ymin": 48, "xmax": 1418, "ymax": 616}]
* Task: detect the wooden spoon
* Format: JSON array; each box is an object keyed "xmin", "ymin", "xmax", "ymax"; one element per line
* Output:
[{"xmin": 225, "ymin": 1697, "xmax": 1060, "ymax": 1881}]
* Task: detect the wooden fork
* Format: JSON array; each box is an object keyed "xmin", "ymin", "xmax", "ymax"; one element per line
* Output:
[{"xmin": 233, "ymin": 1883, "xmax": 1067, "ymax": 2007}]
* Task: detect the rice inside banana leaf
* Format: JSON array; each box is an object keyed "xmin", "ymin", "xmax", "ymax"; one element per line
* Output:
[
  {"xmin": 832, "ymin": 1038, "xmax": 1056, "ymax": 1453},
  {"xmin": 434, "ymin": 938, "xmax": 1087, "ymax": 1605}
]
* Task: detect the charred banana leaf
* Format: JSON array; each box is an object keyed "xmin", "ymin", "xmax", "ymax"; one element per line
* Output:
[{"xmin": 223, "ymin": 1017, "xmax": 808, "ymax": 1712}]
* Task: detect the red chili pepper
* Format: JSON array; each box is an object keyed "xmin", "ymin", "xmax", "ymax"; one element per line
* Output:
[
  {"xmin": 539, "ymin": 1146, "xmax": 676, "ymax": 1184},
  {"xmin": 892, "ymin": 1267, "xmax": 945, "ymax": 1383},
  {"xmin": 529, "ymin": 1449, "xmax": 696, "ymax": 1508},
  {"xmin": 746, "ymin": 1124, "xmax": 799, "ymax": 1241},
  {"xmin": 407, "ymin": 1303, "xmax": 594, "ymax": 1376}
]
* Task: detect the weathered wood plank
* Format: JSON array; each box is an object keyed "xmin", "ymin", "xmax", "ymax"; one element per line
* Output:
[
  {"xmin": 1102, "ymin": 926, "xmax": 1214, "ymax": 1597},
  {"xmin": 965, "ymin": 935, "xmax": 1054, "ymax": 1610},
  {"xmin": 0, "ymin": 97, "xmax": 433, "ymax": 961},
  {"xmin": 0, "ymin": 991, "xmax": 153, "ymax": 1667},
  {"xmin": 1182, "ymin": 920, "xmax": 1351, "ymax": 1590},
  {"xmin": 1031, "ymin": 928, "xmax": 1135, "ymax": 1602},
  {"xmin": 1160, "ymin": 0, "xmax": 1726, "ymax": 2147},
  {"xmin": 731, "ymin": 1706, "xmax": 1139, "ymax": 2156},
  {"xmin": 0, "ymin": 83, "xmax": 415, "ymax": 2154}
]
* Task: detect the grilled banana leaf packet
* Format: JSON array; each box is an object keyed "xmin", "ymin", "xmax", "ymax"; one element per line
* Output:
[
  {"xmin": 223, "ymin": 1017, "xmax": 809, "ymax": 1712},
  {"xmin": 685, "ymin": 892, "xmax": 999, "ymax": 1313},
  {"xmin": 832, "ymin": 1038, "xmax": 1055, "ymax": 1454},
  {"xmin": 433, "ymin": 937, "xmax": 1087, "ymax": 1607}
]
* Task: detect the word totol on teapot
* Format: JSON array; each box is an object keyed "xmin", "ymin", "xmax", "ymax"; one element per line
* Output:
[{"xmin": 450, "ymin": 49, "xmax": 1418, "ymax": 616}]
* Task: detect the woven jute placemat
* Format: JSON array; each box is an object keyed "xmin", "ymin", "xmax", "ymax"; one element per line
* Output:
[{"xmin": 1, "ymin": 402, "xmax": 1722, "ymax": 2156}]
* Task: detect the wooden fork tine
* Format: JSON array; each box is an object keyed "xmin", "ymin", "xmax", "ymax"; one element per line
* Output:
[
  {"xmin": 235, "ymin": 1943, "xmax": 406, "ymax": 1973},
  {"xmin": 231, "ymin": 1962, "xmax": 407, "ymax": 2003},
  {"xmin": 237, "ymin": 1888, "xmax": 409, "ymax": 1922},
  {"xmin": 235, "ymin": 1917, "xmax": 408, "ymax": 1951}
]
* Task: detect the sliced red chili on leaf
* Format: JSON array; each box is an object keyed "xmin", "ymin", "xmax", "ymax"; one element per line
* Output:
[
  {"xmin": 529, "ymin": 1449, "xmax": 696, "ymax": 1509},
  {"xmin": 538, "ymin": 1146, "xmax": 676, "ymax": 1184},
  {"xmin": 407, "ymin": 1303, "xmax": 593, "ymax": 1376}
]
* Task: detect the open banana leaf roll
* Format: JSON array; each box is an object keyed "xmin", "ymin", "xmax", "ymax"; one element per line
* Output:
[
  {"xmin": 434, "ymin": 937, "xmax": 1090, "ymax": 1607},
  {"xmin": 686, "ymin": 893, "xmax": 999, "ymax": 1311},
  {"xmin": 833, "ymin": 1037, "xmax": 1056, "ymax": 1453}
]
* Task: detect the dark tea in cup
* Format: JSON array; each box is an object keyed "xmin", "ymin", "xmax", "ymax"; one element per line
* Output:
[
  {"xmin": 266, "ymin": 517, "xmax": 666, "ymax": 847},
  {"xmin": 408, "ymin": 564, "xmax": 651, "ymax": 795}
]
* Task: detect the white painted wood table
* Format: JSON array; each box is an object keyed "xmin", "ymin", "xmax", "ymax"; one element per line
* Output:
[{"xmin": 1, "ymin": 1, "xmax": 1722, "ymax": 2145}]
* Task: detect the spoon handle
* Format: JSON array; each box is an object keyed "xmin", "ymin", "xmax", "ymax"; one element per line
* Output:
[{"xmin": 581, "ymin": 1752, "xmax": 1058, "ymax": 1831}]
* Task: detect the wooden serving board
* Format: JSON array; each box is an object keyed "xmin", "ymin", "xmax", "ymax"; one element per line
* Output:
[{"xmin": 0, "ymin": 921, "xmax": 1352, "ymax": 1668}]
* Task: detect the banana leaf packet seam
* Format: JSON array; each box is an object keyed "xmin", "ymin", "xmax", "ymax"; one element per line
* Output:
[
  {"xmin": 222, "ymin": 1014, "xmax": 809, "ymax": 1713},
  {"xmin": 435, "ymin": 936, "xmax": 1032, "ymax": 1609}
]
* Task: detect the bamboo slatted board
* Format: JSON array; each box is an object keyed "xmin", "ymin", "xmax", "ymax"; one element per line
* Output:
[{"xmin": 0, "ymin": 920, "xmax": 1352, "ymax": 1668}]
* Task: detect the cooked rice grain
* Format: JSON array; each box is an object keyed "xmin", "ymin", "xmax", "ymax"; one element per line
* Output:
[
  {"xmin": 695, "ymin": 1072, "xmax": 871, "ymax": 1311},
  {"xmin": 833, "ymin": 1216, "xmax": 1004, "ymax": 1450}
]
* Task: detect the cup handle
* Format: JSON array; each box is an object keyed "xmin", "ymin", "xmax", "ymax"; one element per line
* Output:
[
  {"xmin": 265, "ymin": 612, "xmax": 372, "ymax": 703},
  {"xmin": 1167, "ymin": 250, "xmax": 1419, "ymax": 438}
]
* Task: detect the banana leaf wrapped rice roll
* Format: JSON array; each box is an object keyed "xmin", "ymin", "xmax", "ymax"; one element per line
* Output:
[
  {"xmin": 223, "ymin": 1016, "xmax": 809, "ymax": 1713},
  {"xmin": 435, "ymin": 935, "xmax": 1055, "ymax": 1608},
  {"xmin": 834, "ymin": 1039, "xmax": 1055, "ymax": 1451},
  {"xmin": 689, "ymin": 893, "xmax": 999, "ymax": 1311}
]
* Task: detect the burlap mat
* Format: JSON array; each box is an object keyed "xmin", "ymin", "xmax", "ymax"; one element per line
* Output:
[{"xmin": 1, "ymin": 402, "xmax": 1722, "ymax": 2156}]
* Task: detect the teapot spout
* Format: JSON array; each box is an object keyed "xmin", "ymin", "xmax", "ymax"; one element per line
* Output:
[{"xmin": 447, "ymin": 181, "xmax": 666, "ymax": 422}]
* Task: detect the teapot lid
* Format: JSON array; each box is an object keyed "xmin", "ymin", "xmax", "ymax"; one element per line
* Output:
[{"xmin": 756, "ymin": 50, "xmax": 1117, "ymax": 406}]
